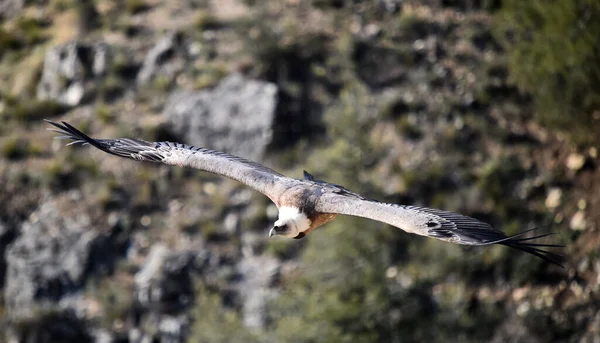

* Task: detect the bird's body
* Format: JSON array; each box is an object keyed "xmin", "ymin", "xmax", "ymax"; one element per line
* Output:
[
  {"xmin": 46, "ymin": 120, "xmax": 565, "ymax": 267},
  {"xmin": 271, "ymin": 180, "xmax": 344, "ymax": 238}
]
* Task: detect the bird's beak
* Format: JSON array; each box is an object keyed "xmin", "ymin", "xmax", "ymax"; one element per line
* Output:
[{"xmin": 270, "ymin": 224, "xmax": 290, "ymax": 237}]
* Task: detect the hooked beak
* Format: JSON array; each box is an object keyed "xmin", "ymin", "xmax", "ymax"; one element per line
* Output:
[{"xmin": 269, "ymin": 227, "xmax": 276, "ymax": 237}]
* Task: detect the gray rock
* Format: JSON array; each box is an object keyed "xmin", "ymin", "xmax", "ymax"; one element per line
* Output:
[
  {"xmin": 133, "ymin": 244, "xmax": 195, "ymax": 342},
  {"xmin": 4, "ymin": 192, "xmax": 123, "ymax": 342},
  {"xmin": 491, "ymin": 317, "xmax": 541, "ymax": 343},
  {"xmin": 37, "ymin": 41, "xmax": 110, "ymax": 106},
  {"xmin": 163, "ymin": 73, "xmax": 278, "ymax": 161},
  {"xmin": 545, "ymin": 187, "xmax": 562, "ymax": 209},
  {"xmin": 379, "ymin": 0, "xmax": 402, "ymax": 13},
  {"xmin": 0, "ymin": 0, "xmax": 24, "ymax": 19},
  {"xmin": 4, "ymin": 195, "xmax": 96, "ymax": 320},
  {"xmin": 570, "ymin": 210, "xmax": 587, "ymax": 231},
  {"xmin": 4, "ymin": 196, "xmax": 97, "ymax": 342},
  {"xmin": 134, "ymin": 244, "xmax": 195, "ymax": 312},
  {"xmin": 0, "ymin": 219, "xmax": 16, "ymax": 289},
  {"xmin": 237, "ymin": 233, "xmax": 280, "ymax": 329},
  {"xmin": 137, "ymin": 31, "xmax": 187, "ymax": 85},
  {"xmin": 566, "ymin": 153, "xmax": 586, "ymax": 171},
  {"xmin": 92, "ymin": 329, "xmax": 114, "ymax": 343}
]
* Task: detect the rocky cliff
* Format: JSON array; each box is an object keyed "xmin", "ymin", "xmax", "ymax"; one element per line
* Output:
[{"xmin": 0, "ymin": 1, "xmax": 599, "ymax": 342}]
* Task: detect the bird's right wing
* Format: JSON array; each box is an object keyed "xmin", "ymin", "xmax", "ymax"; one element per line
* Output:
[
  {"xmin": 316, "ymin": 192, "xmax": 565, "ymax": 267},
  {"xmin": 46, "ymin": 120, "xmax": 291, "ymax": 203}
]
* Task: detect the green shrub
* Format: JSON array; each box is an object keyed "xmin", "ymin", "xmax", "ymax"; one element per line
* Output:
[
  {"xmin": 494, "ymin": 0, "xmax": 600, "ymax": 144},
  {"xmin": 195, "ymin": 11, "xmax": 222, "ymax": 31},
  {"xmin": 2, "ymin": 136, "xmax": 29, "ymax": 159},
  {"xmin": 95, "ymin": 104, "xmax": 114, "ymax": 123},
  {"xmin": 0, "ymin": 16, "xmax": 49, "ymax": 58},
  {"xmin": 267, "ymin": 217, "xmax": 416, "ymax": 342},
  {"xmin": 86, "ymin": 273, "xmax": 134, "ymax": 327},
  {"xmin": 0, "ymin": 27, "xmax": 23, "ymax": 53},
  {"xmin": 1, "ymin": 135, "xmax": 42, "ymax": 160},
  {"xmin": 1, "ymin": 94, "xmax": 69, "ymax": 122},
  {"xmin": 17, "ymin": 17, "xmax": 48, "ymax": 44},
  {"xmin": 125, "ymin": 0, "xmax": 150, "ymax": 15},
  {"xmin": 188, "ymin": 285, "xmax": 262, "ymax": 343}
]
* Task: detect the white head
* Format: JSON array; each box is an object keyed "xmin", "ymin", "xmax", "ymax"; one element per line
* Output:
[{"xmin": 269, "ymin": 206, "xmax": 311, "ymax": 239}]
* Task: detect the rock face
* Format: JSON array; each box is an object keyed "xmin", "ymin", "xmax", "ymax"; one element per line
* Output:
[
  {"xmin": 4, "ymin": 192, "xmax": 119, "ymax": 342},
  {"xmin": 163, "ymin": 73, "xmax": 278, "ymax": 161},
  {"xmin": 491, "ymin": 317, "xmax": 542, "ymax": 343},
  {"xmin": 0, "ymin": 0, "xmax": 24, "ymax": 19},
  {"xmin": 132, "ymin": 244, "xmax": 196, "ymax": 343},
  {"xmin": 236, "ymin": 233, "xmax": 280, "ymax": 329},
  {"xmin": 0, "ymin": 219, "xmax": 15, "ymax": 290},
  {"xmin": 37, "ymin": 41, "xmax": 110, "ymax": 106},
  {"xmin": 137, "ymin": 32, "xmax": 187, "ymax": 85},
  {"xmin": 5, "ymin": 193, "xmax": 96, "ymax": 320}
]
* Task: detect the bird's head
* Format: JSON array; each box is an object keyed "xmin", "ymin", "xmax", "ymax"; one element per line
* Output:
[
  {"xmin": 269, "ymin": 222, "xmax": 299, "ymax": 238},
  {"xmin": 269, "ymin": 207, "xmax": 310, "ymax": 239}
]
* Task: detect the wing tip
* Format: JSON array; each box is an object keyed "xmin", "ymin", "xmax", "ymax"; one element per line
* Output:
[
  {"xmin": 498, "ymin": 228, "xmax": 566, "ymax": 268},
  {"xmin": 449, "ymin": 225, "xmax": 566, "ymax": 268},
  {"xmin": 45, "ymin": 119, "xmax": 108, "ymax": 152}
]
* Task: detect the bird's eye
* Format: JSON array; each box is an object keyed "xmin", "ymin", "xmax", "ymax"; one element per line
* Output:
[{"xmin": 273, "ymin": 224, "xmax": 288, "ymax": 233}]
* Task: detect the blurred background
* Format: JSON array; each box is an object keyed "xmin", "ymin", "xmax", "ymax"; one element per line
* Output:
[{"xmin": 0, "ymin": 0, "xmax": 599, "ymax": 342}]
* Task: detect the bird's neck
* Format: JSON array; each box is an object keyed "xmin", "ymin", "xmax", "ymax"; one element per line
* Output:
[{"xmin": 277, "ymin": 206, "xmax": 311, "ymax": 233}]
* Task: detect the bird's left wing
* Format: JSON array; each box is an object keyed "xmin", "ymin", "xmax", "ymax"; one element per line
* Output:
[
  {"xmin": 315, "ymin": 192, "xmax": 565, "ymax": 267},
  {"xmin": 45, "ymin": 120, "xmax": 290, "ymax": 203}
]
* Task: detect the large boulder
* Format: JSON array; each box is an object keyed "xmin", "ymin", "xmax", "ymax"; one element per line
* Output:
[
  {"xmin": 163, "ymin": 73, "xmax": 278, "ymax": 161},
  {"xmin": 3, "ymin": 191, "xmax": 120, "ymax": 342},
  {"xmin": 37, "ymin": 41, "xmax": 110, "ymax": 106},
  {"xmin": 236, "ymin": 232, "xmax": 280, "ymax": 329},
  {"xmin": 0, "ymin": 0, "xmax": 23, "ymax": 19},
  {"xmin": 5, "ymin": 192, "xmax": 96, "ymax": 320},
  {"xmin": 137, "ymin": 31, "xmax": 187, "ymax": 85},
  {"xmin": 132, "ymin": 244, "xmax": 196, "ymax": 343},
  {"xmin": 134, "ymin": 244, "xmax": 195, "ymax": 314}
]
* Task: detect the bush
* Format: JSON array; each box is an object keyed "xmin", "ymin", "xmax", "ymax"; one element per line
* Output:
[
  {"xmin": 268, "ymin": 217, "xmax": 400, "ymax": 343},
  {"xmin": 0, "ymin": 17, "xmax": 49, "ymax": 55},
  {"xmin": 493, "ymin": 0, "xmax": 600, "ymax": 144},
  {"xmin": 188, "ymin": 285, "xmax": 261, "ymax": 343},
  {"xmin": 1, "ymin": 92, "xmax": 69, "ymax": 122},
  {"xmin": 125, "ymin": 0, "xmax": 150, "ymax": 15},
  {"xmin": 1, "ymin": 135, "xmax": 42, "ymax": 160}
]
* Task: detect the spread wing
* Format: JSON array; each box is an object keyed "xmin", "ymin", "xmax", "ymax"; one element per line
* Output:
[
  {"xmin": 316, "ymin": 192, "xmax": 565, "ymax": 267},
  {"xmin": 46, "ymin": 120, "xmax": 290, "ymax": 203}
]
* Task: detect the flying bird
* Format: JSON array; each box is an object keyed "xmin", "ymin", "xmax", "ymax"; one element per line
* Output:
[{"xmin": 46, "ymin": 120, "xmax": 565, "ymax": 267}]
